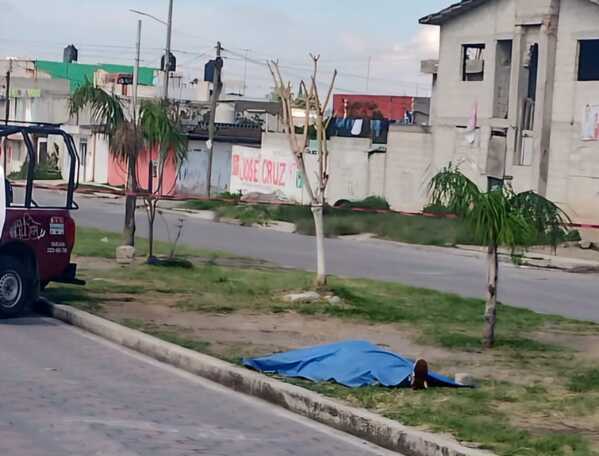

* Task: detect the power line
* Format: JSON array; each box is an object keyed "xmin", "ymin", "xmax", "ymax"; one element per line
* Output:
[{"xmin": 222, "ymin": 47, "xmax": 430, "ymax": 91}]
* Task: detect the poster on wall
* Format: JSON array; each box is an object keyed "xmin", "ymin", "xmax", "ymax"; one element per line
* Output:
[
  {"xmin": 582, "ymin": 104, "xmax": 599, "ymax": 141},
  {"xmin": 230, "ymin": 146, "xmax": 304, "ymax": 203}
]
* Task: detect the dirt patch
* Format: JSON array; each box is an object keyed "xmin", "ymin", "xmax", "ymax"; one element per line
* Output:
[
  {"xmin": 74, "ymin": 255, "xmax": 119, "ymax": 271},
  {"xmin": 75, "ymin": 254, "xmax": 282, "ymax": 272},
  {"xmin": 535, "ymin": 330, "xmax": 599, "ymax": 361},
  {"xmin": 99, "ymin": 298, "xmax": 458, "ymax": 361}
]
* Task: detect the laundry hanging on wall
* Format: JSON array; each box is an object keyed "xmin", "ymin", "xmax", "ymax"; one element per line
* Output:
[
  {"xmin": 582, "ymin": 104, "xmax": 599, "ymax": 141},
  {"xmin": 464, "ymin": 102, "xmax": 479, "ymax": 145}
]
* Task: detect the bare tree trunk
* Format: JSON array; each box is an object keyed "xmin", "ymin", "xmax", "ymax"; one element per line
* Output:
[
  {"xmin": 311, "ymin": 205, "xmax": 327, "ymax": 287},
  {"xmin": 483, "ymin": 243, "xmax": 498, "ymax": 348},
  {"xmin": 147, "ymin": 199, "xmax": 157, "ymax": 261},
  {"xmin": 123, "ymin": 157, "xmax": 137, "ymax": 246}
]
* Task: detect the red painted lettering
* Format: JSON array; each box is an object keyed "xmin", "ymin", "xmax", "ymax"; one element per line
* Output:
[
  {"xmin": 232, "ymin": 155, "xmax": 240, "ymax": 176},
  {"xmin": 277, "ymin": 163, "xmax": 286, "ymax": 186},
  {"xmin": 253, "ymin": 160, "xmax": 259, "ymax": 183}
]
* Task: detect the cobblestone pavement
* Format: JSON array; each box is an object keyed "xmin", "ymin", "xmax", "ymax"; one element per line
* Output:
[{"xmin": 0, "ymin": 317, "xmax": 398, "ymax": 456}]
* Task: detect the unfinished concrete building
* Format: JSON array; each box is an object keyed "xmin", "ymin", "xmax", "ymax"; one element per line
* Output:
[{"xmin": 419, "ymin": 0, "xmax": 599, "ymax": 227}]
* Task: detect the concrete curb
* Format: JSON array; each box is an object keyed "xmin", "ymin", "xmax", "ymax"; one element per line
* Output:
[
  {"xmin": 48, "ymin": 303, "xmax": 493, "ymax": 456},
  {"xmin": 454, "ymin": 245, "xmax": 599, "ymax": 273}
]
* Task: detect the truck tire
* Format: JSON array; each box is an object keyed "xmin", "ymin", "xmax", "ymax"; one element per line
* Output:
[{"xmin": 0, "ymin": 256, "xmax": 34, "ymax": 318}]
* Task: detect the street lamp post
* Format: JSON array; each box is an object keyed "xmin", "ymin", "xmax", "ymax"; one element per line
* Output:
[
  {"xmin": 132, "ymin": 20, "xmax": 142, "ymax": 121},
  {"xmin": 163, "ymin": 0, "xmax": 173, "ymax": 100},
  {"xmin": 129, "ymin": 0, "xmax": 173, "ymax": 101}
]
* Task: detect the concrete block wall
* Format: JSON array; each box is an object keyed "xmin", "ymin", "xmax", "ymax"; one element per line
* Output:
[
  {"xmin": 426, "ymin": 0, "xmax": 599, "ymax": 223},
  {"xmin": 546, "ymin": 0, "xmax": 599, "ymax": 222},
  {"xmin": 434, "ymin": 0, "xmax": 516, "ymax": 124},
  {"xmin": 385, "ymin": 129, "xmax": 434, "ymax": 212},
  {"xmin": 368, "ymin": 152, "xmax": 387, "ymax": 198},
  {"xmin": 326, "ymin": 137, "xmax": 372, "ymax": 205}
]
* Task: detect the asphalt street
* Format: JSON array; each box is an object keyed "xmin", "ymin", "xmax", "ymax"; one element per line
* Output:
[
  {"xmin": 0, "ymin": 316, "xmax": 398, "ymax": 456},
  {"xmin": 32, "ymin": 189, "xmax": 599, "ymax": 322}
]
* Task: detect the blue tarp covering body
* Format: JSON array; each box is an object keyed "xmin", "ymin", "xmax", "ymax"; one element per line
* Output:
[{"xmin": 243, "ymin": 340, "xmax": 463, "ymax": 388}]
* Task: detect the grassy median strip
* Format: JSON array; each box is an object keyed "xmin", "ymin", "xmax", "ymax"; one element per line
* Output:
[
  {"xmin": 184, "ymin": 199, "xmax": 477, "ymax": 245},
  {"xmin": 74, "ymin": 226, "xmax": 231, "ymax": 259},
  {"xmin": 182, "ymin": 199, "xmax": 581, "ymax": 247},
  {"xmin": 45, "ymin": 226, "xmax": 599, "ymax": 455}
]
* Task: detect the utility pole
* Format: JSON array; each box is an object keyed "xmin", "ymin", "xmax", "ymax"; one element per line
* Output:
[
  {"xmin": 4, "ymin": 58, "xmax": 12, "ymax": 171},
  {"xmin": 366, "ymin": 56, "xmax": 372, "ymax": 92},
  {"xmin": 242, "ymin": 48, "xmax": 250, "ymax": 97},
  {"xmin": 132, "ymin": 20, "xmax": 142, "ymax": 121},
  {"xmin": 206, "ymin": 41, "xmax": 223, "ymax": 198},
  {"xmin": 4, "ymin": 59, "xmax": 12, "ymax": 125},
  {"xmin": 162, "ymin": 0, "xmax": 174, "ymax": 100}
]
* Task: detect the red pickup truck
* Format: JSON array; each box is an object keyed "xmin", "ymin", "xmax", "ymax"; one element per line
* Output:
[{"xmin": 0, "ymin": 124, "xmax": 83, "ymax": 317}]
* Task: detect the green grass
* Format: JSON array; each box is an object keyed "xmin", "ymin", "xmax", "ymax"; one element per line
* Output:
[
  {"xmin": 289, "ymin": 379, "xmax": 595, "ymax": 456},
  {"xmin": 49, "ymin": 261, "xmax": 599, "ymax": 455},
  {"xmin": 181, "ymin": 199, "xmax": 235, "ymax": 211},
  {"xmin": 181, "ymin": 199, "xmax": 580, "ymax": 247},
  {"xmin": 74, "ymin": 226, "xmax": 229, "ymax": 259},
  {"xmin": 184, "ymin": 199, "xmax": 477, "ymax": 246},
  {"xmin": 48, "ymin": 227, "xmax": 599, "ymax": 455},
  {"xmin": 335, "ymin": 196, "xmax": 391, "ymax": 210},
  {"xmin": 60, "ymin": 247, "xmax": 584, "ymax": 354},
  {"xmin": 569, "ymin": 369, "xmax": 599, "ymax": 393},
  {"xmin": 8, "ymin": 161, "xmax": 63, "ymax": 180}
]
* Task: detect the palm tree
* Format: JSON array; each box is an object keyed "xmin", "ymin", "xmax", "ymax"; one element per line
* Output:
[
  {"xmin": 429, "ymin": 165, "xmax": 570, "ymax": 348},
  {"xmin": 69, "ymin": 83, "xmax": 141, "ymax": 246},
  {"xmin": 139, "ymin": 100, "xmax": 187, "ymax": 261}
]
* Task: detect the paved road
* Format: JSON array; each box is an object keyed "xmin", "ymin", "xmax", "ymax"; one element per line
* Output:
[
  {"xmin": 0, "ymin": 316, "xmax": 397, "ymax": 456},
  {"xmin": 34, "ymin": 189, "xmax": 599, "ymax": 322}
]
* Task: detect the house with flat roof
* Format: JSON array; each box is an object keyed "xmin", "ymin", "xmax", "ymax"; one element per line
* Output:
[{"xmin": 418, "ymin": 0, "xmax": 599, "ymax": 226}]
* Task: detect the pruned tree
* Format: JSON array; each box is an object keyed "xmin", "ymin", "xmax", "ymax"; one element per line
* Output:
[
  {"xmin": 268, "ymin": 55, "xmax": 337, "ymax": 287},
  {"xmin": 139, "ymin": 100, "xmax": 187, "ymax": 262},
  {"xmin": 429, "ymin": 165, "xmax": 570, "ymax": 348}
]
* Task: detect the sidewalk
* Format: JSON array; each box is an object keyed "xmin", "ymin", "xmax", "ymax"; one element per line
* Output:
[{"xmin": 455, "ymin": 244, "xmax": 599, "ymax": 273}]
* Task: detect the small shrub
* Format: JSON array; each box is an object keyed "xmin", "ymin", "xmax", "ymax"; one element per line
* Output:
[
  {"xmin": 219, "ymin": 190, "xmax": 243, "ymax": 204},
  {"xmin": 336, "ymin": 196, "xmax": 390, "ymax": 210},
  {"xmin": 423, "ymin": 202, "xmax": 454, "ymax": 215},
  {"xmin": 9, "ymin": 161, "xmax": 62, "ymax": 180},
  {"xmin": 568, "ymin": 368, "xmax": 599, "ymax": 392},
  {"xmin": 182, "ymin": 199, "xmax": 231, "ymax": 211}
]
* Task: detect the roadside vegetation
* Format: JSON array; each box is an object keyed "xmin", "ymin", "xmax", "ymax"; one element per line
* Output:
[
  {"xmin": 44, "ymin": 226, "xmax": 599, "ymax": 456},
  {"xmin": 181, "ymin": 197, "xmax": 580, "ymax": 247},
  {"xmin": 8, "ymin": 160, "xmax": 62, "ymax": 180}
]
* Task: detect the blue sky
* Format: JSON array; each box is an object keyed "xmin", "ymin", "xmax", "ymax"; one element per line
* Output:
[{"xmin": 1, "ymin": 0, "xmax": 450, "ymax": 97}]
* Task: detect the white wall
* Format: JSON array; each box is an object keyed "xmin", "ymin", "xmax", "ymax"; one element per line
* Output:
[
  {"xmin": 546, "ymin": 0, "xmax": 599, "ymax": 222},
  {"xmin": 237, "ymin": 131, "xmax": 436, "ymax": 212},
  {"xmin": 385, "ymin": 129, "xmax": 435, "ymax": 212},
  {"xmin": 326, "ymin": 137, "xmax": 372, "ymax": 204},
  {"xmin": 230, "ymin": 134, "xmax": 311, "ymax": 203}
]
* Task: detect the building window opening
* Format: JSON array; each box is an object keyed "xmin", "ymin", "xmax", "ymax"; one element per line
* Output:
[
  {"xmin": 462, "ymin": 44, "xmax": 486, "ymax": 81},
  {"xmin": 578, "ymin": 40, "xmax": 599, "ymax": 81}
]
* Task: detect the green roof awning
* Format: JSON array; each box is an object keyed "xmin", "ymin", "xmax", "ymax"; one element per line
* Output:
[{"xmin": 35, "ymin": 60, "xmax": 157, "ymax": 92}]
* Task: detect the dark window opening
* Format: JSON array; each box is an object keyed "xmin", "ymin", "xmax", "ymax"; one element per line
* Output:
[
  {"xmin": 462, "ymin": 44, "xmax": 486, "ymax": 81},
  {"xmin": 493, "ymin": 40, "xmax": 513, "ymax": 118},
  {"xmin": 578, "ymin": 40, "xmax": 599, "ymax": 81}
]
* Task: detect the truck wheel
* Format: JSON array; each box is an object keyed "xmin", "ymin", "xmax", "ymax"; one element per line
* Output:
[{"xmin": 0, "ymin": 257, "xmax": 33, "ymax": 318}]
